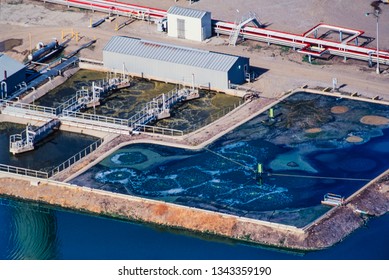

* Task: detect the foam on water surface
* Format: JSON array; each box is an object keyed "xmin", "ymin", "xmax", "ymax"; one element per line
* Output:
[{"xmin": 72, "ymin": 92, "xmax": 389, "ymax": 227}]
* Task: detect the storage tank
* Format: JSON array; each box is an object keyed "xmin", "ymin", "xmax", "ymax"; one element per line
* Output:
[{"xmin": 28, "ymin": 40, "xmax": 59, "ymax": 61}]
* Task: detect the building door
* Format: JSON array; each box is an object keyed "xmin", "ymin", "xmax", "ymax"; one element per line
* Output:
[{"xmin": 177, "ymin": 19, "xmax": 185, "ymax": 39}]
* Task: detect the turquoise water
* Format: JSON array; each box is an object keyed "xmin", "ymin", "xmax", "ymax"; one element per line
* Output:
[
  {"xmin": 0, "ymin": 198, "xmax": 388, "ymax": 260},
  {"xmin": 71, "ymin": 92, "xmax": 389, "ymax": 226},
  {"xmin": 2, "ymin": 92, "xmax": 389, "ymax": 259}
]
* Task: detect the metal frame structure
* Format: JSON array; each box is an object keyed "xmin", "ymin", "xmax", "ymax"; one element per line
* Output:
[{"xmin": 42, "ymin": 0, "xmax": 389, "ymax": 66}]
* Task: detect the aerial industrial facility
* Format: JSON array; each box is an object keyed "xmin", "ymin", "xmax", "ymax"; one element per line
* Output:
[
  {"xmin": 0, "ymin": 54, "xmax": 26, "ymax": 99},
  {"xmin": 167, "ymin": 6, "xmax": 212, "ymax": 41},
  {"xmin": 103, "ymin": 36, "xmax": 250, "ymax": 90},
  {"xmin": 0, "ymin": 0, "xmax": 389, "ymax": 257}
]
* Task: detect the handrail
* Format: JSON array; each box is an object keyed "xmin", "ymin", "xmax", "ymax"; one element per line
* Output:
[
  {"xmin": 134, "ymin": 124, "xmax": 184, "ymax": 136},
  {"xmin": 62, "ymin": 110, "xmax": 129, "ymax": 126},
  {"xmin": 50, "ymin": 138, "xmax": 103, "ymax": 177},
  {"xmin": 1, "ymin": 100, "xmax": 57, "ymax": 115},
  {"xmin": 0, "ymin": 163, "xmax": 49, "ymax": 179}
]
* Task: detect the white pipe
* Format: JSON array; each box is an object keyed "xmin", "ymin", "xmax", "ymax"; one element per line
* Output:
[
  {"xmin": 192, "ymin": 74, "xmax": 195, "ymax": 91},
  {"xmin": 1, "ymin": 81, "xmax": 7, "ymax": 99}
]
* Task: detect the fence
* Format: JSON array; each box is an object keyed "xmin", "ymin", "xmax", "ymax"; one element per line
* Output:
[
  {"xmin": 1, "ymin": 138, "xmax": 103, "ymax": 179},
  {"xmin": 78, "ymin": 57, "xmax": 104, "ymax": 66},
  {"xmin": 0, "ymin": 163, "xmax": 49, "ymax": 179},
  {"xmin": 1, "ymin": 101, "xmax": 57, "ymax": 116},
  {"xmin": 50, "ymin": 138, "xmax": 103, "ymax": 177},
  {"xmin": 62, "ymin": 110, "xmax": 129, "ymax": 126},
  {"xmin": 134, "ymin": 124, "xmax": 184, "ymax": 136}
]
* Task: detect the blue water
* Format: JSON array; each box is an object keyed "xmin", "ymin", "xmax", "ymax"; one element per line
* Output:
[
  {"xmin": 0, "ymin": 122, "xmax": 98, "ymax": 171},
  {"xmin": 71, "ymin": 92, "xmax": 389, "ymax": 226},
  {"xmin": 0, "ymin": 198, "xmax": 388, "ymax": 260},
  {"xmin": 2, "ymin": 92, "xmax": 389, "ymax": 259}
]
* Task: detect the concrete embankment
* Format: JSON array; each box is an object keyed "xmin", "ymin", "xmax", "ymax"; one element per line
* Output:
[
  {"xmin": 1, "ymin": 169, "xmax": 388, "ymax": 250},
  {"xmin": 21, "ymin": 67, "xmax": 80, "ymax": 104},
  {"xmin": 0, "ymin": 175, "xmax": 307, "ymax": 249},
  {"xmin": 1, "ymin": 88, "xmax": 389, "ymax": 250}
]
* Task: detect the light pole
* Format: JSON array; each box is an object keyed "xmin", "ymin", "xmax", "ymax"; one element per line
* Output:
[{"xmin": 365, "ymin": 9, "xmax": 380, "ymax": 74}]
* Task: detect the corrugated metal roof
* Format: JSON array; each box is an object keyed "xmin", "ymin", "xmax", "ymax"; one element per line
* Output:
[
  {"xmin": 167, "ymin": 6, "xmax": 208, "ymax": 19},
  {"xmin": 0, "ymin": 54, "xmax": 25, "ymax": 80},
  {"xmin": 103, "ymin": 37, "xmax": 241, "ymax": 72}
]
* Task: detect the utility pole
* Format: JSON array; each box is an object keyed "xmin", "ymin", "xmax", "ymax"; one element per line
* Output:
[{"xmin": 365, "ymin": 9, "xmax": 381, "ymax": 74}]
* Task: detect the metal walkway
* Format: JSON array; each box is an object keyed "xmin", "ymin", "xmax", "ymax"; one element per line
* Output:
[
  {"xmin": 1, "ymin": 81, "xmax": 197, "ymax": 139},
  {"xmin": 2, "ymin": 75, "xmax": 131, "ymax": 154},
  {"xmin": 61, "ymin": 86, "xmax": 199, "ymax": 134},
  {"xmin": 129, "ymin": 87, "xmax": 199, "ymax": 130},
  {"xmin": 5, "ymin": 56, "xmax": 79, "ymax": 101},
  {"xmin": 42, "ymin": 0, "xmax": 389, "ymax": 66},
  {"xmin": 9, "ymin": 119, "xmax": 60, "ymax": 155},
  {"xmin": 229, "ymin": 12, "xmax": 262, "ymax": 46},
  {"xmin": 59, "ymin": 76, "xmax": 130, "ymax": 113}
]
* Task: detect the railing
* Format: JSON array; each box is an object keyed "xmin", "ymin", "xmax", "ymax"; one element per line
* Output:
[
  {"xmin": 9, "ymin": 133, "xmax": 24, "ymax": 147},
  {"xmin": 62, "ymin": 110, "xmax": 129, "ymax": 126},
  {"xmin": 1, "ymin": 101, "xmax": 57, "ymax": 115},
  {"xmin": 78, "ymin": 57, "xmax": 104, "ymax": 65},
  {"xmin": 0, "ymin": 163, "xmax": 49, "ymax": 179},
  {"xmin": 128, "ymin": 87, "xmax": 198, "ymax": 128},
  {"xmin": 134, "ymin": 124, "xmax": 184, "ymax": 136},
  {"xmin": 57, "ymin": 90, "xmax": 87, "ymax": 113},
  {"xmin": 9, "ymin": 131, "xmax": 34, "ymax": 153},
  {"xmin": 128, "ymin": 109, "xmax": 157, "ymax": 128},
  {"xmin": 184, "ymin": 100, "xmax": 244, "ymax": 133},
  {"xmin": 50, "ymin": 138, "xmax": 103, "ymax": 177}
]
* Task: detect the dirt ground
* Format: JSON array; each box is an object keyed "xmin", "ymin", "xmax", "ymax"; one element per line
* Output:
[{"xmin": 1, "ymin": 0, "xmax": 389, "ymax": 99}]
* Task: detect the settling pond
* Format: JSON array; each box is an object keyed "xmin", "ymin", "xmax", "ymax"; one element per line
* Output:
[
  {"xmin": 35, "ymin": 70, "xmax": 241, "ymax": 131},
  {"xmin": 71, "ymin": 92, "xmax": 389, "ymax": 227},
  {"xmin": 0, "ymin": 70, "xmax": 240, "ymax": 174},
  {"xmin": 0, "ymin": 122, "xmax": 98, "ymax": 172}
]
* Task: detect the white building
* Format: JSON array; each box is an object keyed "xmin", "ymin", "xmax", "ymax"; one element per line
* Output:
[{"xmin": 167, "ymin": 6, "xmax": 212, "ymax": 42}]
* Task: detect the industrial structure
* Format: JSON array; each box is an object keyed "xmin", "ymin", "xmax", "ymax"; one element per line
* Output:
[
  {"xmin": 103, "ymin": 36, "xmax": 250, "ymax": 90},
  {"xmin": 167, "ymin": 6, "xmax": 212, "ymax": 42},
  {"xmin": 0, "ymin": 54, "xmax": 26, "ymax": 99},
  {"xmin": 42, "ymin": 0, "xmax": 389, "ymax": 67}
]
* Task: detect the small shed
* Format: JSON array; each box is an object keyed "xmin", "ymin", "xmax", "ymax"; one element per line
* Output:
[
  {"xmin": 0, "ymin": 53, "xmax": 26, "ymax": 99},
  {"xmin": 167, "ymin": 6, "xmax": 212, "ymax": 42}
]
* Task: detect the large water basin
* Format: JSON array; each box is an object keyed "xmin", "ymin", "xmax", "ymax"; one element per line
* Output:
[
  {"xmin": 35, "ymin": 70, "xmax": 241, "ymax": 131},
  {"xmin": 71, "ymin": 92, "xmax": 389, "ymax": 227},
  {"xmin": 0, "ymin": 122, "xmax": 98, "ymax": 172}
]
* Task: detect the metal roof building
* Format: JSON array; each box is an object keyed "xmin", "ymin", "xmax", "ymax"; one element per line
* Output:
[
  {"xmin": 0, "ymin": 53, "xmax": 26, "ymax": 99},
  {"xmin": 103, "ymin": 36, "xmax": 249, "ymax": 91},
  {"xmin": 167, "ymin": 6, "xmax": 212, "ymax": 42}
]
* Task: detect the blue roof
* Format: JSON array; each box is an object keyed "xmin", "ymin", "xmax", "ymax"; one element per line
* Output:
[
  {"xmin": 0, "ymin": 53, "xmax": 25, "ymax": 80},
  {"xmin": 103, "ymin": 36, "xmax": 244, "ymax": 72}
]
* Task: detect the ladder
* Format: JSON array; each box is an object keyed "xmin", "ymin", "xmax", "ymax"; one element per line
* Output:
[{"xmin": 229, "ymin": 12, "xmax": 262, "ymax": 46}]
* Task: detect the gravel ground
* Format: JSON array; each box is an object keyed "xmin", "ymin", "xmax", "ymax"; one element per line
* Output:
[{"xmin": 1, "ymin": 1, "xmax": 389, "ymax": 98}]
